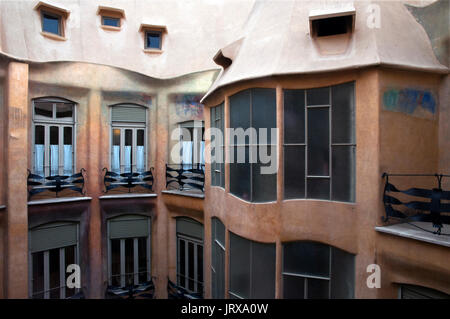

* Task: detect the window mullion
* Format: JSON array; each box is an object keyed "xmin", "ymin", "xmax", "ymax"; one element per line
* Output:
[
  {"xmin": 120, "ymin": 239, "xmax": 125, "ymax": 287},
  {"xmin": 133, "ymin": 238, "xmax": 139, "ymax": 285},
  {"xmin": 60, "ymin": 247, "xmax": 65, "ymax": 299},
  {"xmin": 44, "ymin": 250, "xmax": 50, "ymax": 299}
]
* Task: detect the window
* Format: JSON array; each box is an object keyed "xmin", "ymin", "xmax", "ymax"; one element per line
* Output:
[
  {"xmin": 176, "ymin": 218, "xmax": 204, "ymax": 295},
  {"xmin": 33, "ymin": 98, "xmax": 75, "ymax": 177},
  {"xmin": 139, "ymin": 24, "xmax": 167, "ymax": 52},
  {"xmin": 283, "ymin": 82, "xmax": 355, "ymax": 202},
  {"xmin": 102, "ymin": 16, "xmax": 120, "ymax": 27},
  {"xmin": 229, "ymin": 232, "xmax": 276, "ymax": 299},
  {"xmin": 179, "ymin": 121, "xmax": 205, "ymax": 169},
  {"xmin": 229, "ymin": 88, "xmax": 277, "ymax": 202},
  {"xmin": 211, "ymin": 218, "xmax": 225, "ymax": 299},
  {"xmin": 29, "ymin": 222, "xmax": 79, "ymax": 299},
  {"xmin": 97, "ymin": 6, "xmax": 125, "ymax": 30},
  {"xmin": 210, "ymin": 103, "xmax": 225, "ymax": 187},
  {"xmin": 400, "ymin": 284, "xmax": 450, "ymax": 299},
  {"xmin": 35, "ymin": 2, "xmax": 70, "ymax": 39},
  {"xmin": 110, "ymin": 104, "xmax": 147, "ymax": 174},
  {"xmin": 282, "ymin": 241, "xmax": 355, "ymax": 299},
  {"xmin": 42, "ymin": 12, "xmax": 62, "ymax": 35},
  {"xmin": 107, "ymin": 215, "xmax": 151, "ymax": 287},
  {"xmin": 309, "ymin": 8, "xmax": 355, "ymax": 37}
]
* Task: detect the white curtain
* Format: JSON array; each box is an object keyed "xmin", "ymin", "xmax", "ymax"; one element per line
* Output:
[
  {"xmin": 124, "ymin": 146, "xmax": 132, "ymax": 173},
  {"xmin": 200, "ymin": 141, "xmax": 205, "ymax": 166},
  {"xmin": 63, "ymin": 145, "xmax": 73, "ymax": 176},
  {"xmin": 136, "ymin": 146, "xmax": 145, "ymax": 173},
  {"xmin": 34, "ymin": 144, "xmax": 45, "ymax": 177},
  {"xmin": 182, "ymin": 141, "xmax": 193, "ymax": 170},
  {"xmin": 112, "ymin": 145, "xmax": 120, "ymax": 174},
  {"xmin": 50, "ymin": 145, "xmax": 59, "ymax": 176}
]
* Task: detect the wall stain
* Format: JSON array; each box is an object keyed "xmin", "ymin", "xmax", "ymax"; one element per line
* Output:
[
  {"xmin": 383, "ymin": 88, "xmax": 437, "ymax": 119},
  {"xmin": 173, "ymin": 94, "xmax": 204, "ymax": 120}
]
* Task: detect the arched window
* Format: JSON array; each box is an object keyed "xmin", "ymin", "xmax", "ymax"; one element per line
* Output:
[
  {"xmin": 110, "ymin": 104, "xmax": 147, "ymax": 174},
  {"xmin": 107, "ymin": 215, "xmax": 151, "ymax": 287},
  {"xmin": 29, "ymin": 222, "xmax": 79, "ymax": 299},
  {"xmin": 33, "ymin": 97, "xmax": 75, "ymax": 177},
  {"xmin": 176, "ymin": 217, "xmax": 204, "ymax": 295}
]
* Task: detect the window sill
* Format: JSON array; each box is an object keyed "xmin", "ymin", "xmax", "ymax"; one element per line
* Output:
[
  {"xmin": 162, "ymin": 190, "xmax": 204, "ymax": 199},
  {"xmin": 0, "ymin": 205, "xmax": 5, "ymax": 210},
  {"xmin": 143, "ymin": 48, "xmax": 163, "ymax": 54},
  {"xmin": 40, "ymin": 31, "xmax": 67, "ymax": 41},
  {"xmin": 99, "ymin": 193, "xmax": 157, "ymax": 200},
  {"xmin": 375, "ymin": 222, "xmax": 450, "ymax": 247},
  {"xmin": 100, "ymin": 25, "xmax": 121, "ymax": 31},
  {"xmin": 28, "ymin": 196, "xmax": 92, "ymax": 206}
]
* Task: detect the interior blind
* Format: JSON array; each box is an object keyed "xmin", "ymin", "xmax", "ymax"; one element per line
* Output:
[
  {"xmin": 112, "ymin": 106, "xmax": 146, "ymax": 122},
  {"xmin": 30, "ymin": 223, "xmax": 78, "ymax": 253},
  {"xmin": 109, "ymin": 215, "xmax": 150, "ymax": 239}
]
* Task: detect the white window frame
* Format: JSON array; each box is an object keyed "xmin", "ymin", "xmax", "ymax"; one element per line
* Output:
[
  {"xmin": 32, "ymin": 98, "xmax": 76, "ymax": 177},
  {"xmin": 178, "ymin": 120, "xmax": 204, "ymax": 166},
  {"xmin": 176, "ymin": 234, "xmax": 204, "ymax": 294},
  {"xmin": 110, "ymin": 104, "xmax": 148, "ymax": 174},
  {"xmin": 107, "ymin": 217, "xmax": 151, "ymax": 287},
  {"xmin": 28, "ymin": 224, "xmax": 80, "ymax": 299}
]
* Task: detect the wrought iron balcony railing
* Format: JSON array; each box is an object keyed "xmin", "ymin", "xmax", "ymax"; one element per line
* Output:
[
  {"xmin": 165, "ymin": 164, "xmax": 205, "ymax": 193},
  {"xmin": 382, "ymin": 173, "xmax": 450, "ymax": 235},
  {"xmin": 27, "ymin": 169, "xmax": 86, "ymax": 200},
  {"xmin": 102, "ymin": 168, "xmax": 155, "ymax": 194}
]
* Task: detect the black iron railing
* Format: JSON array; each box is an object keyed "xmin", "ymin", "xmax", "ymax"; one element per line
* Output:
[
  {"xmin": 102, "ymin": 168, "xmax": 155, "ymax": 193},
  {"xmin": 27, "ymin": 169, "xmax": 86, "ymax": 200},
  {"xmin": 105, "ymin": 279, "xmax": 155, "ymax": 299},
  {"xmin": 167, "ymin": 278, "xmax": 202, "ymax": 299},
  {"xmin": 382, "ymin": 173, "xmax": 450, "ymax": 235},
  {"xmin": 165, "ymin": 164, "xmax": 205, "ymax": 192}
]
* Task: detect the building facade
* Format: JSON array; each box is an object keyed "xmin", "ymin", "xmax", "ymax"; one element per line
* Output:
[{"xmin": 0, "ymin": 0, "xmax": 449, "ymax": 299}]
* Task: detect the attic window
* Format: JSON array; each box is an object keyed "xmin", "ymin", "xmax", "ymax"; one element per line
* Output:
[
  {"xmin": 309, "ymin": 8, "xmax": 355, "ymax": 37},
  {"xmin": 97, "ymin": 6, "xmax": 125, "ymax": 31},
  {"xmin": 34, "ymin": 1, "xmax": 70, "ymax": 40},
  {"xmin": 139, "ymin": 24, "xmax": 167, "ymax": 53}
]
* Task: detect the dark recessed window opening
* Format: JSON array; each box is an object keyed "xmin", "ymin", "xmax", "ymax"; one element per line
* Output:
[
  {"xmin": 146, "ymin": 32, "xmax": 161, "ymax": 49},
  {"xmin": 312, "ymin": 15, "xmax": 352, "ymax": 37},
  {"xmin": 42, "ymin": 12, "xmax": 61, "ymax": 35},
  {"xmin": 102, "ymin": 16, "xmax": 120, "ymax": 27}
]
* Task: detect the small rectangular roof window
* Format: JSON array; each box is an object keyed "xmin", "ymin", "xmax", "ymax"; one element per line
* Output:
[{"xmin": 309, "ymin": 6, "xmax": 355, "ymax": 37}]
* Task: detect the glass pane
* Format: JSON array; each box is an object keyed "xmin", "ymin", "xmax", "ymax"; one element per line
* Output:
[
  {"xmin": 50, "ymin": 126, "xmax": 59, "ymax": 176},
  {"xmin": 216, "ymin": 246, "xmax": 225, "ymax": 299},
  {"xmin": 179, "ymin": 239, "xmax": 186, "ymax": 287},
  {"xmin": 56, "ymin": 103, "xmax": 73, "ymax": 119},
  {"xmin": 252, "ymin": 145, "xmax": 277, "ymax": 202},
  {"xmin": 230, "ymin": 90, "xmax": 251, "ymax": 143},
  {"xmin": 284, "ymin": 89, "xmax": 305, "ymax": 144},
  {"xmin": 50, "ymin": 126, "xmax": 59, "ymax": 145},
  {"xmin": 229, "ymin": 233, "xmax": 251, "ymax": 299},
  {"xmin": 124, "ymin": 129, "xmax": 132, "ymax": 173},
  {"xmin": 330, "ymin": 247, "xmax": 355, "ymax": 299},
  {"xmin": 113, "ymin": 129, "xmax": 120, "ymax": 146},
  {"xmin": 64, "ymin": 245, "xmax": 75, "ymax": 298},
  {"xmin": 42, "ymin": 12, "xmax": 60, "ymax": 35},
  {"xmin": 283, "ymin": 242, "xmax": 330, "ymax": 277},
  {"xmin": 103, "ymin": 16, "xmax": 120, "ymax": 27},
  {"xmin": 49, "ymin": 248, "xmax": 60, "ymax": 299},
  {"xmin": 138, "ymin": 237, "xmax": 147, "ymax": 283},
  {"xmin": 332, "ymin": 146, "xmax": 355, "ymax": 202},
  {"xmin": 35, "ymin": 102, "xmax": 53, "ymax": 118},
  {"xmin": 215, "ymin": 218, "xmax": 225, "ymax": 246},
  {"xmin": 32, "ymin": 251, "xmax": 44, "ymax": 298},
  {"xmin": 197, "ymin": 245, "xmax": 203, "ymax": 295},
  {"xmin": 252, "ymin": 88, "xmax": 276, "ymax": 144},
  {"xmin": 35, "ymin": 125, "xmax": 45, "ymax": 145},
  {"xmin": 308, "ymin": 279, "xmax": 329, "ymax": 299},
  {"xmin": 284, "ymin": 145, "xmax": 305, "ymax": 199},
  {"xmin": 125, "ymin": 129, "xmax": 132, "ymax": 146},
  {"xmin": 332, "ymin": 82, "xmax": 355, "ymax": 144},
  {"xmin": 307, "ymin": 87, "xmax": 330, "ymax": 106},
  {"xmin": 307, "ymin": 108, "xmax": 329, "ymax": 176},
  {"xmin": 63, "ymin": 127, "xmax": 73, "ymax": 175},
  {"xmin": 230, "ymin": 146, "xmax": 251, "ymax": 201},
  {"xmin": 111, "ymin": 239, "xmax": 121, "ymax": 286},
  {"xmin": 251, "ymin": 241, "xmax": 276, "ymax": 298},
  {"xmin": 137, "ymin": 130, "xmax": 144, "ymax": 146},
  {"xmin": 283, "ymin": 275, "xmax": 305, "ymax": 299},
  {"xmin": 35, "ymin": 126, "xmax": 45, "ymax": 176},
  {"xmin": 146, "ymin": 32, "xmax": 161, "ymax": 49},
  {"xmin": 188, "ymin": 242, "xmax": 195, "ymax": 291},
  {"xmin": 307, "ymin": 178, "xmax": 330, "ymax": 200},
  {"xmin": 63, "ymin": 127, "xmax": 72, "ymax": 145},
  {"xmin": 124, "ymin": 238, "xmax": 134, "ymax": 287}
]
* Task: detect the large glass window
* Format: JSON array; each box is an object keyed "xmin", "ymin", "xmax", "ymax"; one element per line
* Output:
[
  {"xmin": 229, "ymin": 88, "xmax": 277, "ymax": 202},
  {"xmin": 283, "ymin": 82, "xmax": 355, "ymax": 202},
  {"xmin": 29, "ymin": 222, "xmax": 79, "ymax": 299},
  {"xmin": 210, "ymin": 103, "xmax": 224, "ymax": 187},
  {"xmin": 107, "ymin": 215, "xmax": 151, "ymax": 287},
  {"xmin": 282, "ymin": 241, "xmax": 355, "ymax": 299},
  {"xmin": 229, "ymin": 232, "xmax": 276, "ymax": 299},
  {"xmin": 111, "ymin": 105, "xmax": 147, "ymax": 174},
  {"xmin": 33, "ymin": 98, "xmax": 75, "ymax": 177},
  {"xmin": 176, "ymin": 218, "xmax": 204, "ymax": 295},
  {"xmin": 211, "ymin": 218, "xmax": 225, "ymax": 299}
]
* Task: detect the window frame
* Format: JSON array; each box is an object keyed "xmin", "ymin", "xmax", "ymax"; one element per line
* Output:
[
  {"xmin": 28, "ymin": 222, "xmax": 80, "ymax": 299},
  {"xmin": 109, "ymin": 104, "xmax": 148, "ymax": 174},
  {"xmin": 145, "ymin": 31, "xmax": 162, "ymax": 50},
  {"xmin": 107, "ymin": 215, "xmax": 152, "ymax": 287},
  {"xmin": 178, "ymin": 120, "xmax": 205, "ymax": 168},
  {"xmin": 210, "ymin": 103, "xmax": 225, "ymax": 188},
  {"xmin": 41, "ymin": 10, "xmax": 63, "ymax": 36},
  {"xmin": 102, "ymin": 16, "xmax": 121, "ymax": 28},
  {"xmin": 32, "ymin": 97, "xmax": 76, "ymax": 177},
  {"xmin": 176, "ymin": 234, "xmax": 204, "ymax": 295},
  {"xmin": 139, "ymin": 24, "xmax": 167, "ymax": 53}
]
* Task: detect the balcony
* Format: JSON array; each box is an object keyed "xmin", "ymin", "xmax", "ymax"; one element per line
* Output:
[
  {"xmin": 102, "ymin": 168, "xmax": 155, "ymax": 196},
  {"xmin": 380, "ymin": 173, "xmax": 450, "ymax": 244},
  {"xmin": 164, "ymin": 164, "xmax": 205, "ymax": 197}
]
